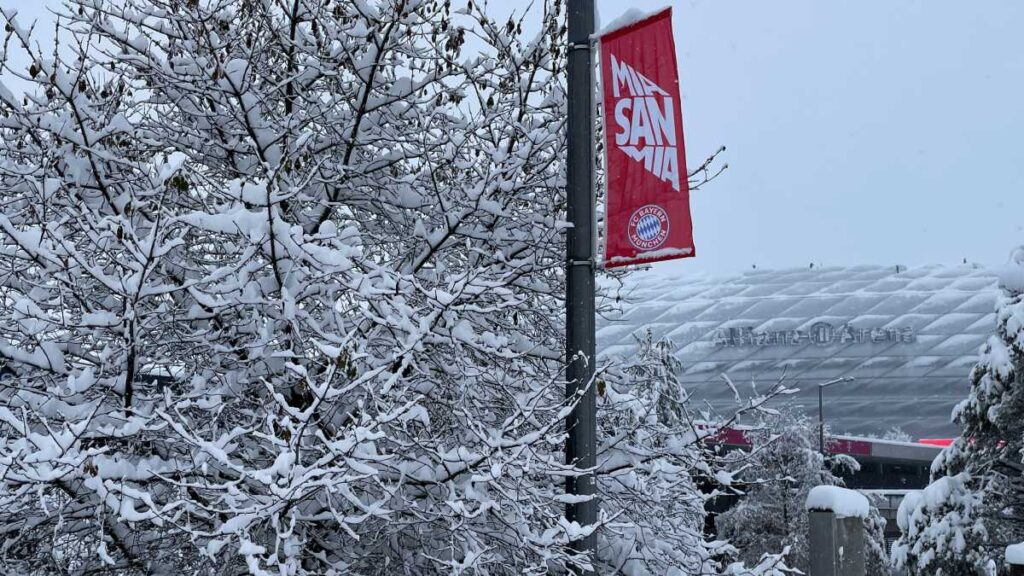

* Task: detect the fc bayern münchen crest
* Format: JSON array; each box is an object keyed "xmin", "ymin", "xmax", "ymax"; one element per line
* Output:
[{"xmin": 627, "ymin": 204, "xmax": 670, "ymax": 250}]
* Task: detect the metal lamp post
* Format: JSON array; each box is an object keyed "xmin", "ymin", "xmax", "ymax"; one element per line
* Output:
[
  {"xmin": 565, "ymin": 0, "xmax": 597, "ymax": 570},
  {"xmin": 818, "ymin": 377, "xmax": 854, "ymax": 455}
]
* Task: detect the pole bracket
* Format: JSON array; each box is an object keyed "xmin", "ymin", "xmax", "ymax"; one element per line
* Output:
[
  {"xmin": 568, "ymin": 259, "xmax": 594, "ymax": 267},
  {"xmin": 568, "ymin": 42, "xmax": 592, "ymax": 52}
]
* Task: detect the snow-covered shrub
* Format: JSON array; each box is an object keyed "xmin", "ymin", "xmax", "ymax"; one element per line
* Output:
[
  {"xmin": 892, "ymin": 247, "xmax": 1024, "ymax": 575},
  {"xmin": 714, "ymin": 411, "xmax": 888, "ymax": 574}
]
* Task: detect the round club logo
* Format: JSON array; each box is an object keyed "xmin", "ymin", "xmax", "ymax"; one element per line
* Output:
[
  {"xmin": 627, "ymin": 204, "xmax": 670, "ymax": 250},
  {"xmin": 808, "ymin": 321, "xmax": 835, "ymax": 346}
]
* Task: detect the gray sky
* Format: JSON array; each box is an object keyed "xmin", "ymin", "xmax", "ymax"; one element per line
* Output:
[
  {"xmin": 629, "ymin": 0, "xmax": 1024, "ymax": 276},
  {"xmin": 3, "ymin": 0, "xmax": 1023, "ymax": 275}
]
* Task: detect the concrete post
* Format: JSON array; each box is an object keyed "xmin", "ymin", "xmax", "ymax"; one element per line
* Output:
[
  {"xmin": 1006, "ymin": 543, "xmax": 1024, "ymax": 576},
  {"xmin": 808, "ymin": 510, "xmax": 866, "ymax": 576}
]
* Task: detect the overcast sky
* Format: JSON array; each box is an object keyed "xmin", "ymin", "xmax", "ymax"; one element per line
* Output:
[
  {"xmin": 619, "ymin": 0, "xmax": 1024, "ymax": 276},
  {"xmin": 3, "ymin": 0, "xmax": 1023, "ymax": 276}
]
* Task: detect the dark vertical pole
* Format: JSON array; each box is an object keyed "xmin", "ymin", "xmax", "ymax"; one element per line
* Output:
[
  {"xmin": 565, "ymin": 0, "xmax": 597, "ymax": 568},
  {"xmin": 819, "ymin": 385, "xmax": 825, "ymax": 455}
]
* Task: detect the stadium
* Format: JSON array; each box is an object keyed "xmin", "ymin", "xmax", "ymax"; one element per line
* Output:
[
  {"xmin": 599, "ymin": 263, "xmax": 998, "ymax": 439},
  {"xmin": 598, "ymin": 264, "xmax": 1000, "ymax": 532}
]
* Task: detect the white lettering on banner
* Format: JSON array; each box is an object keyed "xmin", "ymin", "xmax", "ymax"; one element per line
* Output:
[{"xmin": 609, "ymin": 55, "xmax": 681, "ymax": 191}]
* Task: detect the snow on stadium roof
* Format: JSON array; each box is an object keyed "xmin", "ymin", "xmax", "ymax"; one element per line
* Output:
[{"xmin": 597, "ymin": 264, "xmax": 999, "ymax": 438}]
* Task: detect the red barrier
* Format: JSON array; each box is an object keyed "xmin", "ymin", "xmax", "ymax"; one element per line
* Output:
[{"xmin": 918, "ymin": 438, "xmax": 954, "ymax": 447}]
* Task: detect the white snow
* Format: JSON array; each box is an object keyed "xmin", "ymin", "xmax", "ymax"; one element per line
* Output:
[
  {"xmin": 999, "ymin": 247, "xmax": 1024, "ymax": 292},
  {"xmin": 896, "ymin": 490, "xmax": 923, "ymax": 532},
  {"xmin": 1006, "ymin": 543, "xmax": 1024, "ymax": 565},
  {"xmin": 596, "ymin": 7, "xmax": 670, "ymax": 38},
  {"xmin": 605, "ymin": 247, "xmax": 694, "ymax": 268},
  {"xmin": 96, "ymin": 542, "xmax": 116, "ymax": 566},
  {"xmin": 805, "ymin": 485, "xmax": 870, "ymax": 519},
  {"xmin": 158, "ymin": 152, "xmax": 189, "ymax": 181},
  {"xmin": 1000, "ymin": 267, "xmax": 1024, "ymax": 293}
]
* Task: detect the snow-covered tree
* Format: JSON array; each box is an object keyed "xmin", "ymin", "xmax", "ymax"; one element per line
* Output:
[
  {"xmin": 597, "ymin": 332, "xmax": 795, "ymax": 575},
  {"xmin": 893, "ymin": 247, "xmax": 1024, "ymax": 575},
  {"xmin": 0, "ymin": 1, "xmax": 770, "ymax": 574},
  {"xmin": 0, "ymin": 0, "xmax": 585, "ymax": 572},
  {"xmin": 714, "ymin": 411, "xmax": 888, "ymax": 574}
]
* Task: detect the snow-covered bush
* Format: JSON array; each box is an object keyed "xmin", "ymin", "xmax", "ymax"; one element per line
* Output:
[
  {"xmin": 714, "ymin": 411, "xmax": 888, "ymax": 574},
  {"xmin": 893, "ymin": 247, "xmax": 1024, "ymax": 575}
]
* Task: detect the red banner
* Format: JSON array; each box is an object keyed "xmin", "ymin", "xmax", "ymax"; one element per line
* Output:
[{"xmin": 599, "ymin": 9, "xmax": 694, "ymax": 268}]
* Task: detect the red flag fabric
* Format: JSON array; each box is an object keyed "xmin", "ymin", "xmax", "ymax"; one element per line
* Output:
[{"xmin": 599, "ymin": 9, "xmax": 694, "ymax": 268}]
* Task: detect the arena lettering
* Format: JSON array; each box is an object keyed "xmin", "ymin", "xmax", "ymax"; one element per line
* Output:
[{"xmin": 713, "ymin": 322, "xmax": 916, "ymax": 348}]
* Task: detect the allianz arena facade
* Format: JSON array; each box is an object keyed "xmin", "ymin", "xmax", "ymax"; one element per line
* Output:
[{"xmin": 598, "ymin": 264, "xmax": 1000, "ymax": 439}]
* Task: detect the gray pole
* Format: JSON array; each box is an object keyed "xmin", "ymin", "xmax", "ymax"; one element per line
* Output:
[
  {"xmin": 565, "ymin": 0, "xmax": 597, "ymax": 569},
  {"xmin": 818, "ymin": 378, "xmax": 853, "ymax": 456},
  {"xmin": 819, "ymin": 384, "xmax": 825, "ymax": 455}
]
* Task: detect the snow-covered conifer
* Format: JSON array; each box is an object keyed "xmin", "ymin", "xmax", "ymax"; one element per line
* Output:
[
  {"xmin": 893, "ymin": 247, "xmax": 1024, "ymax": 575},
  {"xmin": 714, "ymin": 411, "xmax": 887, "ymax": 573}
]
